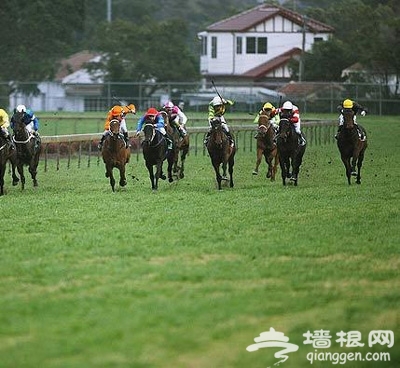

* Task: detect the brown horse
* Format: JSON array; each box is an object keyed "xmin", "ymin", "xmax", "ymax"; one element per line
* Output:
[
  {"xmin": 337, "ymin": 108, "xmax": 368, "ymax": 185},
  {"xmin": 0, "ymin": 135, "xmax": 19, "ymax": 195},
  {"xmin": 276, "ymin": 118, "xmax": 306, "ymax": 186},
  {"xmin": 206, "ymin": 117, "xmax": 236, "ymax": 190},
  {"xmin": 101, "ymin": 119, "xmax": 131, "ymax": 192},
  {"xmin": 161, "ymin": 111, "xmax": 190, "ymax": 179},
  {"xmin": 252, "ymin": 111, "xmax": 279, "ymax": 181},
  {"xmin": 11, "ymin": 111, "xmax": 41, "ymax": 190}
]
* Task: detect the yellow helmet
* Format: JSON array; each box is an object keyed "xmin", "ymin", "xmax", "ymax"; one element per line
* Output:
[
  {"xmin": 263, "ymin": 102, "xmax": 274, "ymax": 111},
  {"xmin": 343, "ymin": 99, "xmax": 353, "ymax": 109}
]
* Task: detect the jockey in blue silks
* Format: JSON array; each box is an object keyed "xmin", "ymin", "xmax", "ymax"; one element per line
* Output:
[{"xmin": 11, "ymin": 104, "xmax": 40, "ymax": 135}]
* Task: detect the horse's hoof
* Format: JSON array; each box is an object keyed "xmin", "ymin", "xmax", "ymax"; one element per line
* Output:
[
  {"xmin": 266, "ymin": 172, "xmax": 271, "ymax": 178},
  {"xmin": 160, "ymin": 174, "xmax": 166, "ymax": 180},
  {"xmin": 252, "ymin": 170, "xmax": 258, "ymax": 175},
  {"xmin": 169, "ymin": 178, "xmax": 173, "ymax": 183}
]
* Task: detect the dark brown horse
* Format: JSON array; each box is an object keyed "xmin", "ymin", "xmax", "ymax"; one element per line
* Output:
[
  {"xmin": 337, "ymin": 108, "xmax": 368, "ymax": 185},
  {"xmin": 161, "ymin": 111, "xmax": 190, "ymax": 179},
  {"xmin": 276, "ymin": 118, "xmax": 306, "ymax": 186},
  {"xmin": 141, "ymin": 121, "xmax": 174, "ymax": 190},
  {"xmin": 252, "ymin": 111, "xmax": 279, "ymax": 181},
  {"xmin": 0, "ymin": 135, "xmax": 19, "ymax": 195},
  {"xmin": 101, "ymin": 119, "xmax": 131, "ymax": 192},
  {"xmin": 11, "ymin": 111, "xmax": 41, "ymax": 190},
  {"xmin": 206, "ymin": 117, "xmax": 236, "ymax": 190}
]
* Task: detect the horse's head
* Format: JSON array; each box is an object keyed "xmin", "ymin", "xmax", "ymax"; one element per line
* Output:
[
  {"xmin": 142, "ymin": 122, "xmax": 156, "ymax": 144},
  {"xmin": 12, "ymin": 111, "xmax": 29, "ymax": 140},
  {"xmin": 342, "ymin": 108, "xmax": 355, "ymax": 129},
  {"xmin": 209, "ymin": 117, "xmax": 225, "ymax": 145},
  {"xmin": 109, "ymin": 119, "xmax": 121, "ymax": 135},
  {"xmin": 277, "ymin": 118, "xmax": 293, "ymax": 141}
]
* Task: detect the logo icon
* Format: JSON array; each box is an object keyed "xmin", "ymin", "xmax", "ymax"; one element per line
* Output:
[{"xmin": 246, "ymin": 327, "xmax": 299, "ymax": 365}]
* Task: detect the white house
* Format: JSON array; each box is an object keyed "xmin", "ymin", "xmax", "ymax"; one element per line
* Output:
[
  {"xmin": 198, "ymin": 4, "xmax": 334, "ymax": 86},
  {"xmin": 9, "ymin": 50, "xmax": 103, "ymax": 112}
]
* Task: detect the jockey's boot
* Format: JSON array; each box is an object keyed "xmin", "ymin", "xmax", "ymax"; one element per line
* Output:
[
  {"xmin": 123, "ymin": 132, "xmax": 130, "ymax": 148},
  {"xmin": 203, "ymin": 130, "xmax": 211, "ymax": 146},
  {"xmin": 225, "ymin": 130, "xmax": 235, "ymax": 147},
  {"xmin": 179, "ymin": 126, "xmax": 187, "ymax": 138},
  {"xmin": 355, "ymin": 125, "xmax": 365, "ymax": 141},
  {"xmin": 297, "ymin": 133, "xmax": 306, "ymax": 146},
  {"xmin": 335, "ymin": 125, "xmax": 343, "ymax": 140},
  {"xmin": 98, "ymin": 134, "xmax": 105, "ymax": 150},
  {"xmin": 165, "ymin": 135, "xmax": 173, "ymax": 150}
]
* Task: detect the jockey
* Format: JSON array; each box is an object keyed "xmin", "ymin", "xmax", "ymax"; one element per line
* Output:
[
  {"xmin": 161, "ymin": 101, "xmax": 187, "ymax": 138},
  {"xmin": 278, "ymin": 100, "xmax": 306, "ymax": 146},
  {"xmin": 11, "ymin": 104, "xmax": 40, "ymax": 135},
  {"xmin": 135, "ymin": 107, "xmax": 173, "ymax": 149},
  {"xmin": 0, "ymin": 108, "xmax": 15, "ymax": 149},
  {"xmin": 98, "ymin": 104, "xmax": 136, "ymax": 150},
  {"xmin": 204, "ymin": 96, "xmax": 235, "ymax": 147},
  {"xmin": 336, "ymin": 99, "xmax": 367, "ymax": 140},
  {"xmin": 253, "ymin": 102, "xmax": 280, "ymax": 129}
]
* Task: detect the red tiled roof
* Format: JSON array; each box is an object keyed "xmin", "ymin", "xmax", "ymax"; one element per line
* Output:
[
  {"xmin": 277, "ymin": 81, "xmax": 343, "ymax": 97},
  {"xmin": 207, "ymin": 5, "xmax": 334, "ymax": 33},
  {"xmin": 55, "ymin": 50, "xmax": 100, "ymax": 80},
  {"xmin": 242, "ymin": 48, "xmax": 302, "ymax": 78}
]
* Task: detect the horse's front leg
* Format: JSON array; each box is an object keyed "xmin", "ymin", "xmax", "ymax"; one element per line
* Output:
[
  {"xmin": 146, "ymin": 163, "xmax": 156, "ymax": 190},
  {"xmin": 253, "ymin": 148, "xmax": 263, "ymax": 175},
  {"xmin": 105, "ymin": 164, "xmax": 116, "ymax": 192},
  {"xmin": 119, "ymin": 164, "xmax": 127, "ymax": 187},
  {"xmin": 228, "ymin": 158, "xmax": 234, "ymax": 188},
  {"xmin": 17, "ymin": 165, "xmax": 25, "ymax": 190},
  {"xmin": 221, "ymin": 162, "xmax": 228, "ymax": 181},
  {"xmin": 355, "ymin": 153, "xmax": 365, "ymax": 185},
  {"xmin": 29, "ymin": 164, "xmax": 38, "ymax": 187},
  {"xmin": 341, "ymin": 155, "xmax": 352, "ymax": 185},
  {"xmin": 167, "ymin": 157, "xmax": 174, "ymax": 183},
  {"xmin": 265, "ymin": 152, "xmax": 273, "ymax": 179}
]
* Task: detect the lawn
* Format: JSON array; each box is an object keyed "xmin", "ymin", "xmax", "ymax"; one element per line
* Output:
[{"xmin": 0, "ymin": 116, "xmax": 398, "ymax": 367}]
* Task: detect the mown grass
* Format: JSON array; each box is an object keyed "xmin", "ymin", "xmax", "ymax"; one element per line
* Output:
[{"xmin": 0, "ymin": 117, "xmax": 399, "ymax": 367}]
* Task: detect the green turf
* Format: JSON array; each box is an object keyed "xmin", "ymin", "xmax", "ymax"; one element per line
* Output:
[{"xmin": 0, "ymin": 116, "xmax": 398, "ymax": 367}]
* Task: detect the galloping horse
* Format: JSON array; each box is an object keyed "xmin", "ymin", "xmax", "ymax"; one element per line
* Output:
[
  {"xmin": 101, "ymin": 119, "xmax": 131, "ymax": 192},
  {"xmin": 252, "ymin": 111, "xmax": 279, "ymax": 181},
  {"xmin": 11, "ymin": 111, "xmax": 41, "ymax": 190},
  {"xmin": 141, "ymin": 121, "xmax": 174, "ymax": 190},
  {"xmin": 276, "ymin": 118, "xmax": 306, "ymax": 186},
  {"xmin": 161, "ymin": 111, "xmax": 190, "ymax": 179},
  {"xmin": 0, "ymin": 136, "xmax": 18, "ymax": 195},
  {"xmin": 337, "ymin": 108, "xmax": 368, "ymax": 185},
  {"xmin": 206, "ymin": 117, "xmax": 236, "ymax": 190}
]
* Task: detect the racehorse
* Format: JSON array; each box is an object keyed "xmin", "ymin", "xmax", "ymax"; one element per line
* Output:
[
  {"xmin": 141, "ymin": 121, "xmax": 174, "ymax": 190},
  {"xmin": 252, "ymin": 111, "xmax": 279, "ymax": 181},
  {"xmin": 0, "ymin": 135, "xmax": 19, "ymax": 195},
  {"xmin": 337, "ymin": 108, "xmax": 368, "ymax": 185},
  {"xmin": 11, "ymin": 111, "xmax": 41, "ymax": 190},
  {"xmin": 206, "ymin": 117, "xmax": 236, "ymax": 190},
  {"xmin": 276, "ymin": 118, "xmax": 306, "ymax": 186},
  {"xmin": 161, "ymin": 111, "xmax": 190, "ymax": 179},
  {"xmin": 101, "ymin": 119, "xmax": 131, "ymax": 192}
]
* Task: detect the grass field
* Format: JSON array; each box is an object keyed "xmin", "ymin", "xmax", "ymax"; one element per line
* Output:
[{"xmin": 0, "ymin": 116, "xmax": 399, "ymax": 367}]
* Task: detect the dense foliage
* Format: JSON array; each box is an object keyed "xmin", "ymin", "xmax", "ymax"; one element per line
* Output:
[{"xmin": 1, "ymin": 0, "xmax": 399, "ymax": 92}]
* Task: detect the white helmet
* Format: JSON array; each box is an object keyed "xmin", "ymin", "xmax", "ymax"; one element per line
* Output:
[
  {"xmin": 282, "ymin": 101, "xmax": 293, "ymax": 110},
  {"xmin": 16, "ymin": 104, "xmax": 26, "ymax": 113},
  {"xmin": 211, "ymin": 96, "xmax": 224, "ymax": 106},
  {"xmin": 164, "ymin": 101, "xmax": 174, "ymax": 108}
]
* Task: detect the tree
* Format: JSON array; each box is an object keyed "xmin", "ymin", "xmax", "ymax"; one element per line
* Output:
[{"xmin": 0, "ymin": 0, "xmax": 84, "ymax": 89}]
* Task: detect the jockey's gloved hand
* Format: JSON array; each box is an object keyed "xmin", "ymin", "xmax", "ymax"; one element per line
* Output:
[
  {"xmin": 361, "ymin": 111, "xmax": 366, "ymax": 116},
  {"xmin": 135, "ymin": 131, "xmax": 140, "ymax": 136}
]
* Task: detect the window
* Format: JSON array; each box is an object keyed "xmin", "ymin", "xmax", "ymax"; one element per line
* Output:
[
  {"xmin": 236, "ymin": 37, "xmax": 242, "ymax": 54},
  {"xmin": 246, "ymin": 37, "xmax": 256, "ymax": 54},
  {"xmin": 211, "ymin": 36, "xmax": 217, "ymax": 58},
  {"xmin": 314, "ymin": 37, "xmax": 323, "ymax": 43},
  {"xmin": 246, "ymin": 37, "xmax": 268, "ymax": 54},
  {"xmin": 200, "ymin": 36, "xmax": 207, "ymax": 56}
]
